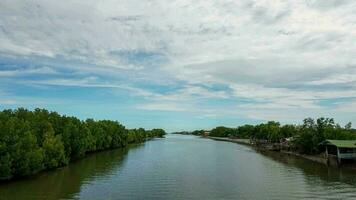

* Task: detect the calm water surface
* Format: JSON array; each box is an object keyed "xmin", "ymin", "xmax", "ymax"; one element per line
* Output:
[{"xmin": 1, "ymin": 134, "xmax": 356, "ymax": 200}]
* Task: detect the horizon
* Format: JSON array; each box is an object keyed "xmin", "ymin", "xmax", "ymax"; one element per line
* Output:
[{"xmin": 1, "ymin": 1, "xmax": 356, "ymax": 132}]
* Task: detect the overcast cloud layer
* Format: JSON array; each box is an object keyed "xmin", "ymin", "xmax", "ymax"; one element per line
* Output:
[{"xmin": 0, "ymin": 0, "xmax": 356, "ymax": 131}]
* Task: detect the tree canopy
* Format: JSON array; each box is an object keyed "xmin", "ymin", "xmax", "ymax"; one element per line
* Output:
[
  {"xmin": 0, "ymin": 108, "xmax": 165, "ymax": 181},
  {"xmin": 195, "ymin": 118, "xmax": 355, "ymax": 155}
]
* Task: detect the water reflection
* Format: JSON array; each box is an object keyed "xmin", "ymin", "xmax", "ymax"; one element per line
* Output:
[
  {"xmin": 0, "ymin": 144, "xmax": 140, "ymax": 200},
  {"xmin": 1, "ymin": 136, "xmax": 356, "ymax": 200},
  {"xmin": 259, "ymin": 150, "xmax": 356, "ymax": 185}
]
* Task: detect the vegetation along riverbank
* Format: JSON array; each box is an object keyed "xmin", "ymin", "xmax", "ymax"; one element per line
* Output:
[
  {"xmin": 0, "ymin": 108, "xmax": 166, "ymax": 181},
  {"xmin": 175, "ymin": 118, "xmax": 356, "ymax": 167}
]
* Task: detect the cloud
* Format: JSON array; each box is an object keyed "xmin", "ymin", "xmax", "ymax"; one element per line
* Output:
[
  {"xmin": 23, "ymin": 76, "xmax": 162, "ymax": 99},
  {"xmin": 306, "ymin": 0, "xmax": 352, "ymax": 10},
  {"xmin": 0, "ymin": 0, "xmax": 356, "ymax": 129},
  {"xmin": 136, "ymin": 103, "xmax": 187, "ymax": 112},
  {"xmin": 0, "ymin": 90, "xmax": 66, "ymax": 106},
  {"xmin": 334, "ymin": 100, "xmax": 356, "ymax": 113},
  {"xmin": 0, "ymin": 66, "xmax": 57, "ymax": 77},
  {"xmin": 307, "ymin": 73, "xmax": 356, "ymax": 86}
]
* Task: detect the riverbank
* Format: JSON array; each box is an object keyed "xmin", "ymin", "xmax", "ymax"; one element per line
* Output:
[
  {"xmin": 0, "ymin": 108, "xmax": 167, "ymax": 182},
  {"xmin": 207, "ymin": 137, "xmax": 252, "ymax": 146},
  {"xmin": 3, "ymin": 134, "xmax": 356, "ymax": 200},
  {"xmin": 205, "ymin": 136, "xmax": 332, "ymax": 166}
]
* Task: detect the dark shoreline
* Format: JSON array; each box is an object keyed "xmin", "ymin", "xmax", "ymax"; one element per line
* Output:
[
  {"xmin": 0, "ymin": 137, "xmax": 164, "ymax": 184},
  {"xmin": 205, "ymin": 136, "xmax": 356, "ymax": 170}
]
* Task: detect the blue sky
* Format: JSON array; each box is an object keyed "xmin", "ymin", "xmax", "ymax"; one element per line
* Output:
[{"xmin": 0, "ymin": 0, "xmax": 356, "ymax": 132}]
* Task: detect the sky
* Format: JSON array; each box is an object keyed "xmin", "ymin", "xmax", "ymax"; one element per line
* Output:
[{"xmin": 0, "ymin": 0, "xmax": 356, "ymax": 132}]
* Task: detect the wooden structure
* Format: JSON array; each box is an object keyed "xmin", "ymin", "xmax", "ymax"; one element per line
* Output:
[
  {"xmin": 202, "ymin": 131, "xmax": 210, "ymax": 137},
  {"xmin": 320, "ymin": 140, "xmax": 356, "ymax": 166}
]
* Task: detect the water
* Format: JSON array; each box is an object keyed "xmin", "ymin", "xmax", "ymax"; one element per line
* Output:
[{"xmin": 1, "ymin": 134, "xmax": 356, "ymax": 200}]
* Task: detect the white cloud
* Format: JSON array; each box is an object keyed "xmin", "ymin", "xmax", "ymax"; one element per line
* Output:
[
  {"xmin": 136, "ymin": 103, "xmax": 187, "ymax": 112},
  {"xmin": 1, "ymin": 0, "xmax": 356, "ymax": 125},
  {"xmin": 0, "ymin": 66, "xmax": 57, "ymax": 77},
  {"xmin": 334, "ymin": 100, "xmax": 356, "ymax": 113},
  {"xmin": 307, "ymin": 73, "xmax": 356, "ymax": 85},
  {"xmin": 0, "ymin": 91, "xmax": 66, "ymax": 106}
]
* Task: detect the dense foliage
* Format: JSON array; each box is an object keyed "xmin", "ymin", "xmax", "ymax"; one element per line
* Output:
[
  {"xmin": 197, "ymin": 118, "xmax": 356, "ymax": 155},
  {"xmin": 0, "ymin": 108, "xmax": 165, "ymax": 180}
]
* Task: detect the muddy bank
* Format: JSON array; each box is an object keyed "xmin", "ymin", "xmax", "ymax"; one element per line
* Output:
[
  {"xmin": 207, "ymin": 137, "xmax": 252, "ymax": 146},
  {"xmin": 206, "ymin": 136, "xmax": 356, "ymax": 170}
]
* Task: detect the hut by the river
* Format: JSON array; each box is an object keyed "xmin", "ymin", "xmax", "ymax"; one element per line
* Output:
[{"xmin": 320, "ymin": 140, "xmax": 356, "ymax": 166}]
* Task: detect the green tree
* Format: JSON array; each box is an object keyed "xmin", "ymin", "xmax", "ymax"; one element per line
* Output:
[
  {"xmin": 43, "ymin": 127, "xmax": 67, "ymax": 169},
  {"xmin": 0, "ymin": 107, "xmax": 166, "ymax": 180}
]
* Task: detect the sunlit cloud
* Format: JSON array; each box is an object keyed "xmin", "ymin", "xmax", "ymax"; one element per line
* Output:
[{"xmin": 0, "ymin": 0, "xmax": 356, "ymax": 131}]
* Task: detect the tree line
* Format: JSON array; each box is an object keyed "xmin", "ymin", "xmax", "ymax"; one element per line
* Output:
[
  {"xmin": 190, "ymin": 118, "xmax": 355, "ymax": 155},
  {"xmin": 0, "ymin": 108, "xmax": 165, "ymax": 181}
]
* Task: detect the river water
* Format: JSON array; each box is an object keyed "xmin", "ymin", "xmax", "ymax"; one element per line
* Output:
[{"xmin": 1, "ymin": 134, "xmax": 356, "ymax": 200}]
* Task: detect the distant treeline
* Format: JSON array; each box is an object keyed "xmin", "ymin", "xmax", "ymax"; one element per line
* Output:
[
  {"xmin": 187, "ymin": 118, "xmax": 355, "ymax": 155},
  {"xmin": 0, "ymin": 108, "xmax": 165, "ymax": 181}
]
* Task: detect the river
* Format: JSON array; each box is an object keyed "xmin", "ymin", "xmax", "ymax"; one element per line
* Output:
[{"xmin": 1, "ymin": 134, "xmax": 356, "ymax": 200}]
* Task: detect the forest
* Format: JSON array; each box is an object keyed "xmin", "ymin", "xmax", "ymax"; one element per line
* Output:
[
  {"xmin": 190, "ymin": 118, "xmax": 356, "ymax": 155},
  {"xmin": 0, "ymin": 108, "xmax": 165, "ymax": 181}
]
